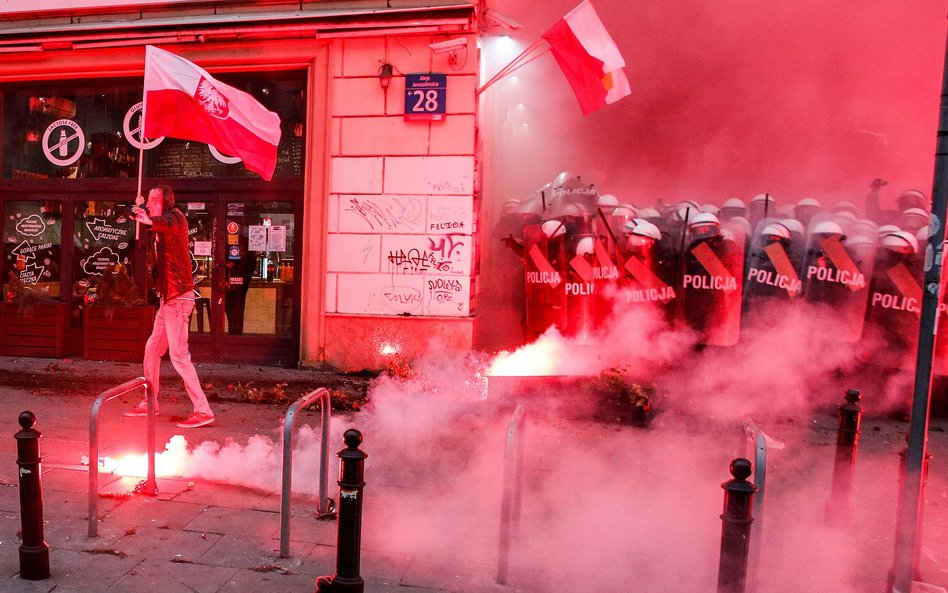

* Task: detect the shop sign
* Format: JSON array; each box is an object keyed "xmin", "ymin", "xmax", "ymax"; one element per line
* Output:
[
  {"xmin": 42, "ymin": 119, "xmax": 85, "ymax": 167},
  {"xmin": 404, "ymin": 73, "xmax": 446, "ymax": 121},
  {"xmin": 82, "ymin": 247, "xmax": 120, "ymax": 276},
  {"xmin": 123, "ymin": 102, "xmax": 164, "ymax": 150}
]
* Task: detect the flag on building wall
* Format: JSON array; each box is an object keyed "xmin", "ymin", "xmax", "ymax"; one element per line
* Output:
[
  {"xmin": 542, "ymin": 0, "xmax": 631, "ymax": 115},
  {"xmin": 142, "ymin": 45, "xmax": 282, "ymax": 181}
]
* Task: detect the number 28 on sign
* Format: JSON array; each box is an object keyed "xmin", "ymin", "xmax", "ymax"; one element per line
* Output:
[{"xmin": 404, "ymin": 73, "xmax": 447, "ymax": 121}]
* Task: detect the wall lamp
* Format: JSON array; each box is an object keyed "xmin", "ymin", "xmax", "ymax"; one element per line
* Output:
[{"xmin": 378, "ymin": 62, "xmax": 394, "ymax": 91}]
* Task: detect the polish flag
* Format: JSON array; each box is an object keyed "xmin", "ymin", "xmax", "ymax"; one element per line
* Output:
[
  {"xmin": 542, "ymin": 0, "xmax": 631, "ymax": 115},
  {"xmin": 142, "ymin": 45, "xmax": 282, "ymax": 181}
]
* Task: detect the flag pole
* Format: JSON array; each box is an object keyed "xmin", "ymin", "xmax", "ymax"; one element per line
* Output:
[
  {"xmin": 135, "ymin": 97, "xmax": 145, "ymax": 241},
  {"xmin": 136, "ymin": 46, "xmax": 149, "ymax": 241},
  {"xmin": 476, "ymin": 39, "xmax": 549, "ymax": 96},
  {"xmin": 890, "ymin": 19, "xmax": 948, "ymax": 593}
]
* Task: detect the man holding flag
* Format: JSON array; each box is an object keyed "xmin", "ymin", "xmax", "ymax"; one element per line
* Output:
[
  {"xmin": 123, "ymin": 46, "xmax": 283, "ymax": 427},
  {"xmin": 127, "ymin": 184, "xmax": 215, "ymax": 429}
]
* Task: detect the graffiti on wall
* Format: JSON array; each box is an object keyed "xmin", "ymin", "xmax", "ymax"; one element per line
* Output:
[{"xmin": 343, "ymin": 196, "xmax": 423, "ymax": 232}]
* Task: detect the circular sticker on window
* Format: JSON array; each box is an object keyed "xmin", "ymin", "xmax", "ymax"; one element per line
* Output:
[
  {"xmin": 42, "ymin": 119, "xmax": 85, "ymax": 167},
  {"xmin": 123, "ymin": 102, "xmax": 165, "ymax": 150},
  {"xmin": 209, "ymin": 144, "xmax": 241, "ymax": 164}
]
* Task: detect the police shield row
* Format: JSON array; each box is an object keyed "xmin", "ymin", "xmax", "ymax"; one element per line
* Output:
[{"xmin": 501, "ymin": 174, "xmax": 935, "ymax": 373}]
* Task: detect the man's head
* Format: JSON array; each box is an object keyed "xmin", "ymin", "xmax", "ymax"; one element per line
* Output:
[{"xmin": 146, "ymin": 185, "xmax": 175, "ymax": 216}]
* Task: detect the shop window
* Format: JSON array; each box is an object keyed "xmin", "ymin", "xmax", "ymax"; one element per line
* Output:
[
  {"xmin": 2, "ymin": 201, "xmax": 63, "ymax": 301},
  {"xmin": 72, "ymin": 201, "xmax": 139, "ymax": 303},
  {"xmin": 1, "ymin": 72, "xmax": 305, "ymax": 180}
]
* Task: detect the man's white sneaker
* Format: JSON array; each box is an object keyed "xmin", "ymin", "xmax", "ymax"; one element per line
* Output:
[
  {"xmin": 123, "ymin": 404, "xmax": 158, "ymax": 417},
  {"xmin": 176, "ymin": 412, "xmax": 215, "ymax": 428}
]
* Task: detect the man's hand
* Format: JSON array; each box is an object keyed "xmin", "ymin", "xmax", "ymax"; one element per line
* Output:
[
  {"xmin": 131, "ymin": 206, "xmax": 153, "ymax": 226},
  {"xmin": 870, "ymin": 178, "xmax": 888, "ymax": 190}
]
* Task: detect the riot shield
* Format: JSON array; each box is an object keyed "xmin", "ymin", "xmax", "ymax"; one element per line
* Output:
[
  {"xmin": 562, "ymin": 233, "xmax": 624, "ymax": 339},
  {"xmin": 617, "ymin": 221, "xmax": 677, "ymax": 317},
  {"xmin": 742, "ymin": 218, "xmax": 804, "ymax": 316},
  {"xmin": 801, "ymin": 214, "xmax": 876, "ymax": 342},
  {"xmin": 523, "ymin": 222, "xmax": 567, "ymax": 340},
  {"xmin": 679, "ymin": 218, "xmax": 745, "ymax": 346},
  {"xmin": 859, "ymin": 232, "xmax": 922, "ymax": 371}
]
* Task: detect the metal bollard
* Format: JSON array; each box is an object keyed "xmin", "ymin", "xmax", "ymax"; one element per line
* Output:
[
  {"xmin": 827, "ymin": 388, "xmax": 862, "ymax": 524},
  {"xmin": 887, "ymin": 444, "xmax": 933, "ymax": 590},
  {"xmin": 718, "ymin": 458, "xmax": 756, "ymax": 593},
  {"xmin": 315, "ymin": 429, "xmax": 367, "ymax": 593},
  {"xmin": 15, "ymin": 411, "xmax": 50, "ymax": 580}
]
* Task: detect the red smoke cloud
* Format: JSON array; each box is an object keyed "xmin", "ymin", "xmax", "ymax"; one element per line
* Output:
[{"xmin": 484, "ymin": 0, "xmax": 945, "ymax": 206}]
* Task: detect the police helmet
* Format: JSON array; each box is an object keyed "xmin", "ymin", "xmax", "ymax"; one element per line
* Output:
[
  {"xmin": 848, "ymin": 218, "xmax": 879, "ymax": 238},
  {"xmin": 760, "ymin": 223, "xmax": 791, "ymax": 241},
  {"xmin": 845, "ymin": 235, "xmax": 874, "ymax": 249},
  {"xmin": 689, "ymin": 212, "xmax": 721, "ymax": 239},
  {"xmin": 700, "ymin": 203, "xmax": 720, "ymax": 215},
  {"xmin": 834, "ymin": 211, "xmax": 857, "ymax": 225},
  {"xmin": 675, "ymin": 200, "xmax": 701, "ymax": 222},
  {"xmin": 831, "ymin": 199, "xmax": 859, "ymax": 215},
  {"xmin": 722, "ymin": 197, "xmax": 746, "ymax": 210},
  {"xmin": 541, "ymin": 219, "xmax": 566, "ymax": 239},
  {"xmin": 638, "ymin": 207, "xmax": 661, "ymax": 219},
  {"xmin": 897, "ymin": 189, "xmax": 928, "ymax": 211},
  {"xmin": 880, "ymin": 231, "xmax": 919, "ymax": 254},
  {"xmin": 574, "ymin": 236, "xmax": 596, "ymax": 257},
  {"xmin": 797, "ymin": 197, "xmax": 822, "ymax": 209},
  {"xmin": 624, "ymin": 218, "xmax": 662, "ymax": 241},
  {"xmin": 597, "ymin": 194, "xmax": 620, "ymax": 208},
  {"xmin": 501, "ymin": 199, "xmax": 522, "ymax": 215},
  {"xmin": 780, "ymin": 218, "xmax": 805, "ymax": 237},
  {"xmin": 812, "ymin": 220, "xmax": 844, "ymax": 236},
  {"xmin": 901, "ymin": 207, "xmax": 929, "ymax": 221},
  {"xmin": 878, "ymin": 224, "xmax": 901, "ymax": 236}
]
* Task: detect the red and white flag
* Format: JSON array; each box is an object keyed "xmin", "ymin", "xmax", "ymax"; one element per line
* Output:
[
  {"xmin": 142, "ymin": 45, "xmax": 282, "ymax": 181},
  {"xmin": 542, "ymin": 0, "xmax": 631, "ymax": 115}
]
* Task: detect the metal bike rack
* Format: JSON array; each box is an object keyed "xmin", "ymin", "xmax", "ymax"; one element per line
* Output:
[
  {"xmin": 280, "ymin": 387, "xmax": 334, "ymax": 558},
  {"xmin": 742, "ymin": 418, "xmax": 769, "ymax": 593},
  {"xmin": 88, "ymin": 377, "xmax": 155, "ymax": 537},
  {"xmin": 497, "ymin": 404, "xmax": 527, "ymax": 585},
  {"xmin": 742, "ymin": 419, "xmax": 767, "ymax": 518}
]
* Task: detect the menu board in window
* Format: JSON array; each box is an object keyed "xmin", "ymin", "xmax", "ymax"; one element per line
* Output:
[{"xmin": 148, "ymin": 137, "xmax": 303, "ymax": 179}]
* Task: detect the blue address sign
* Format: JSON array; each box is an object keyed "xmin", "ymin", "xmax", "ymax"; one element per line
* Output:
[{"xmin": 404, "ymin": 73, "xmax": 446, "ymax": 121}]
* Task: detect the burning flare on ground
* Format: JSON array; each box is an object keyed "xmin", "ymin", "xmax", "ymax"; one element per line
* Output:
[
  {"xmin": 86, "ymin": 435, "xmax": 191, "ymax": 478},
  {"xmin": 488, "ymin": 328, "xmax": 569, "ymax": 376}
]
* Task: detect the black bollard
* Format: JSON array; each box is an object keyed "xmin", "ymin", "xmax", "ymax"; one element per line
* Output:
[
  {"xmin": 315, "ymin": 429, "xmax": 367, "ymax": 593},
  {"xmin": 827, "ymin": 388, "xmax": 862, "ymax": 524},
  {"xmin": 717, "ymin": 458, "xmax": 756, "ymax": 593},
  {"xmin": 15, "ymin": 411, "xmax": 50, "ymax": 580}
]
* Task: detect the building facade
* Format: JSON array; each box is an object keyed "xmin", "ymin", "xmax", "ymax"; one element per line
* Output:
[{"xmin": 0, "ymin": 0, "xmax": 483, "ymax": 370}]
